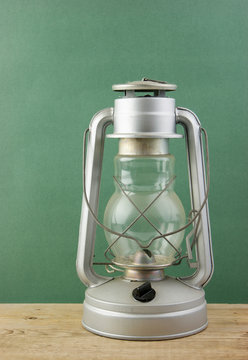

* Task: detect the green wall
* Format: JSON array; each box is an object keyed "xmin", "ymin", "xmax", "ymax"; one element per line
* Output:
[{"xmin": 0, "ymin": 0, "xmax": 247, "ymax": 303}]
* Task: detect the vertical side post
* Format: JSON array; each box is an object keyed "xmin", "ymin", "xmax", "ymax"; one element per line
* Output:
[
  {"xmin": 76, "ymin": 108, "xmax": 114, "ymax": 287},
  {"xmin": 176, "ymin": 107, "xmax": 214, "ymax": 288}
]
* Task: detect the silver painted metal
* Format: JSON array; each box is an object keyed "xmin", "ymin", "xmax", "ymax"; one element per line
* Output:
[
  {"xmin": 107, "ymin": 97, "xmax": 183, "ymax": 139},
  {"xmin": 176, "ymin": 107, "xmax": 214, "ymax": 288},
  {"xmin": 76, "ymin": 108, "xmax": 114, "ymax": 287},
  {"xmin": 82, "ymin": 277, "xmax": 207, "ymax": 340},
  {"xmin": 76, "ymin": 79, "xmax": 214, "ymax": 339},
  {"xmin": 112, "ymin": 79, "xmax": 177, "ymax": 92}
]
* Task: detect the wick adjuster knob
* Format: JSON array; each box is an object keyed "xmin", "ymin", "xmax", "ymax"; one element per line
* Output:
[{"xmin": 132, "ymin": 281, "xmax": 156, "ymax": 302}]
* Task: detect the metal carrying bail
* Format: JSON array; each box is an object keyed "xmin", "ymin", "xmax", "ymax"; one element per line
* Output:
[{"xmin": 142, "ymin": 78, "xmax": 168, "ymax": 84}]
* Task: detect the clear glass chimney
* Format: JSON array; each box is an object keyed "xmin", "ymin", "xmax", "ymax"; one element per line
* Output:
[{"xmin": 104, "ymin": 138, "xmax": 186, "ymax": 269}]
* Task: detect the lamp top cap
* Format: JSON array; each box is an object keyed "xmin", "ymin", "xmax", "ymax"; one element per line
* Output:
[{"xmin": 112, "ymin": 78, "xmax": 177, "ymax": 92}]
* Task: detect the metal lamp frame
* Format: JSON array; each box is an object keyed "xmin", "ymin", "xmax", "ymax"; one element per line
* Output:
[{"xmin": 76, "ymin": 80, "xmax": 214, "ymax": 339}]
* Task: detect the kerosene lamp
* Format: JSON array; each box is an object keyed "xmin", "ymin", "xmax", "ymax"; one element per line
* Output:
[{"xmin": 76, "ymin": 79, "xmax": 214, "ymax": 339}]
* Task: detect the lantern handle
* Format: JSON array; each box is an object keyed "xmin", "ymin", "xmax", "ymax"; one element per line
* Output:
[
  {"xmin": 176, "ymin": 107, "xmax": 214, "ymax": 288},
  {"xmin": 76, "ymin": 108, "xmax": 114, "ymax": 287}
]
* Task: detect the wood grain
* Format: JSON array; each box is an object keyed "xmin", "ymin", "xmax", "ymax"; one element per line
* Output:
[{"xmin": 0, "ymin": 304, "xmax": 247, "ymax": 360}]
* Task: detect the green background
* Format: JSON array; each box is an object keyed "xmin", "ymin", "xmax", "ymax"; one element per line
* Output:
[{"xmin": 0, "ymin": 0, "xmax": 247, "ymax": 303}]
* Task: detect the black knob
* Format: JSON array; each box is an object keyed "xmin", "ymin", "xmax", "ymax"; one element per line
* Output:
[{"xmin": 132, "ymin": 281, "xmax": 156, "ymax": 302}]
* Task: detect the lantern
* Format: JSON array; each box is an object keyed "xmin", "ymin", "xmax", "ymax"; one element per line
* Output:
[{"xmin": 76, "ymin": 79, "xmax": 214, "ymax": 339}]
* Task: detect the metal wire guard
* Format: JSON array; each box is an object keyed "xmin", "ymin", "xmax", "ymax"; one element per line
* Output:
[{"xmin": 82, "ymin": 127, "xmax": 210, "ymax": 270}]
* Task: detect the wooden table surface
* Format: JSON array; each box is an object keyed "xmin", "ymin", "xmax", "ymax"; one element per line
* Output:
[{"xmin": 0, "ymin": 304, "xmax": 247, "ymax": 360}]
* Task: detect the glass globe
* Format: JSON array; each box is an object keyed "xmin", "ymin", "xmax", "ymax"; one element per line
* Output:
[{"xmin": 104, "ymin": 140, "xmax": 185, "ymax": 268}]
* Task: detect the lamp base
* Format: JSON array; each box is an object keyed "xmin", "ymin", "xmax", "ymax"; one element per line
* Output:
[{"xmin": 82, "ymin": 277, "xmax": 207, "ymax": 340}]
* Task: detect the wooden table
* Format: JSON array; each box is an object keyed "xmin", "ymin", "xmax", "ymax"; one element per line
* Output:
[{"xmin": 0, "ymin": 304, "xmax": 247, "ymax": 360}]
